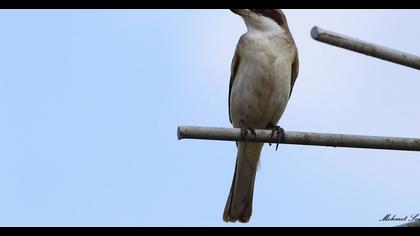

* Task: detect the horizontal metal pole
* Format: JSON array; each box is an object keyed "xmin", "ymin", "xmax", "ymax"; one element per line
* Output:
[
  {"xmin": 178, "ymin": 126, "xmax": 420, "ymax": 152},
  {"xmin": 311, "ymin": 26, "xmax": 420, "ymax": 70}
]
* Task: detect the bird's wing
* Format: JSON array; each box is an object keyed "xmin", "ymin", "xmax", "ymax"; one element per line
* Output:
[
  {"xmin": 289, "ymin": 51, "xmax": 299, "ymax": 98},
  {"xmin": 228, "ymin": 47, "xmax": 240, "ymax": 124}
]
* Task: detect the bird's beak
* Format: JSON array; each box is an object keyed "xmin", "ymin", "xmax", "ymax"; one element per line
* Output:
[{"xmin": 230, "ymin": 9, "xmax": 250, "ymax": 17}]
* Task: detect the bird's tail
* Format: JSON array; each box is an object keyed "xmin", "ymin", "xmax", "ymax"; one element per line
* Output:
[{"xmin": 223, "ymin": 142, "xmax": 264, "ymax": 223}]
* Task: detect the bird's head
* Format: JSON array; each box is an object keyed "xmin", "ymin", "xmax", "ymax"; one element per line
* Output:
[{"xmin": 230, "ymin": 9, "xmax": 289, "ymax": 33}]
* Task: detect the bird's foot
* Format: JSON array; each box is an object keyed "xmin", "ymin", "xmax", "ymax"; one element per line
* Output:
[
  {"xmin": 267, "ymin": 124, "xmax": 285, "ymax": 151},
  {"xmin": 239, "ymin": 119, "xmax": 256, "ymax": 143}
]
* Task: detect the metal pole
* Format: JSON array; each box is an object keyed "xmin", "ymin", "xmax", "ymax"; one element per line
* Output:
[
  {"xmin": 177, "ymin": 126, "xmax": 420, "ymax": 152},
  {"xmin": 311, "ymin": 26, "xmax": 420, "ymax": 70}
]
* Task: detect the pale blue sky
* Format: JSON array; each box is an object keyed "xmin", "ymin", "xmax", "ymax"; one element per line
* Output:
[{"xmin": 0, "ymin": 10, "xmax": 419, "ymax": 226}]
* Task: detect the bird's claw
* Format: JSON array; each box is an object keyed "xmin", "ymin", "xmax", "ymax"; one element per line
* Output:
[
  {"xmin": 268, "ymin": 125, "xmax": 285, "ymax": 151},
  {"xmin": 239, "ymin": 120, "xmax": 256, "ymax": 143}
]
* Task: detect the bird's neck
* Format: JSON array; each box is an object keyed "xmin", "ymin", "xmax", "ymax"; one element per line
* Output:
[
  {"xmin": 245, "ymin": 26, "xmax": 290, "ymax": 43},
  {"xmin": 245, "ymin": 24, "xmax": 287, "ymax": 38}
]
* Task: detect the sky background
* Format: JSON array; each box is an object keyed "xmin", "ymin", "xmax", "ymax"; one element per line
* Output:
[{"xmin": 0, "ymin": 9, "xmax": 419, "ymax": 227}]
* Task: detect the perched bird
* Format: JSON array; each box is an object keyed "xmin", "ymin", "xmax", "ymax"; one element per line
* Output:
[{"xmin": 224, "ymin": 9, "xmax": 299, "ymax": 223}]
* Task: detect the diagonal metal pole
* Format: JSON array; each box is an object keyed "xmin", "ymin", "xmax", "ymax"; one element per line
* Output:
[
  {"xmin": 177, "ymin": 126, "xmax": 420, "ymax": 152},
  {"xmin": 311, "ymin": 26, "xmax": 420, "ymax": 70}
]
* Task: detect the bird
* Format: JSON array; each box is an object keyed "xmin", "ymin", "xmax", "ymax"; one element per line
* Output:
[{"xmin": 224, "ymin": 9, "xmax": 299, "ymax": 223}]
